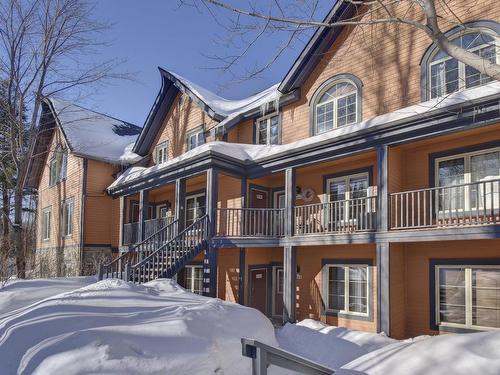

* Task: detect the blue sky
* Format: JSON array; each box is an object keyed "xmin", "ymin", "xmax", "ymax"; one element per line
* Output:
[{"xmin": 75, "ymin": 0, "xmax": 330, "ymax": 126}]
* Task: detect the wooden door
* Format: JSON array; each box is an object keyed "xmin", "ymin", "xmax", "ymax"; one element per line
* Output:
[
  {"xmin": 250, "ymin": 268, "xmax": 268, "ymax": 315},
  {"xmin": 250, "ymin": 188, "xmax": 268, "ymax": 235}
]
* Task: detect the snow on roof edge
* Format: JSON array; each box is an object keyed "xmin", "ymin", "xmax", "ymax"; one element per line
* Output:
[{"xmin": 109, "ymin": 81, "xmax": 500, "ymax": 191}]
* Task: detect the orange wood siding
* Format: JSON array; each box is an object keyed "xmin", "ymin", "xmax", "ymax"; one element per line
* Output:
[
  {"xmin": 84, "ymin": 160, "xmax": 121, "ymax": 247},
  {"xmin": 279, "ymin": 0, "xmax": 500, "ymax": 145},
  {"xmin": 391, "ymin": 123, "xmax": 500, "ymax": 192},
  {"xmin": 296, "ymin": 244, "xmax": 377, "ymax": 332},
  {"xmin": 36, "ymin": 128, "xmax": 83, "ymax": 250},
  {"xmin": 149, "ymin": 93, "xmax": 219, "ymax": 165},
  {"xmin": 401, "ymin": 240, "xmax": 500, "ymax": 338},
  {"xmin": 389, "ymin": 243, "xmax": 406, "ymax": 339},
  {"xmin": 217, "ymin": 248, "xmax": 241, "ymax": 303}
]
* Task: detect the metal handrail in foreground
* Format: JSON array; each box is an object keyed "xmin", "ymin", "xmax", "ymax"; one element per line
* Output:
[{"xmin": 241, "ymin": 338, "xmax": 335, "ymax": 375}]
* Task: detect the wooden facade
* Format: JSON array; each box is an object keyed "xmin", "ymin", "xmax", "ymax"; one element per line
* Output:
[{"xmin": 29, "ymin": 0, "xmax": 500, "ymax": 339}]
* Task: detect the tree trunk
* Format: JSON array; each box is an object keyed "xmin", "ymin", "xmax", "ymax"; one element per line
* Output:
[
  {"xmin": 13, "ymin": 184, "xmax": 25, "ymax": 278},
  {"xmin": 1, "ymin": 183, "xmax": 10, "ymax": 261}
]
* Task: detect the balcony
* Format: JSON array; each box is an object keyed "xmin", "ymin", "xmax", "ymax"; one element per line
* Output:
[
  {"xmin": 216, "ymin": 208, "xmax": 285, "ymax": 237},
  {"xmin": 215, "ymin": 196, "xmax": 377, "ymax": 238},
  {"xmin": 294, "ymin": 196, "xmax": 377, "ymax": 235},
  {"xmin": 390, "ymin": 179, "xmax": 500, "ymax": 230}
]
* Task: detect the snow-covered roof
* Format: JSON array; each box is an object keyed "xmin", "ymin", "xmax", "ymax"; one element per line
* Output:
[
  {"xmin": 47, "ymin": 98, "xmax": 142, "ymax": 164},
  {"xmin": 109, "ymin": 80, "xmax": 500, "ymax": 192},
  {"xmin": 168, "ymin": 71, "xmax": 281, "ymax": 119}
]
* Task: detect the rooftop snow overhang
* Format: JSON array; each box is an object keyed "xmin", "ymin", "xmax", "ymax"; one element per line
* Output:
[
  {"xmin": 109, "ymin": 82, "xmax": 500, "ymax": 197},
  {"xmin": 278, "ymin": 0, "xmax": 356, "ymax": 93}
]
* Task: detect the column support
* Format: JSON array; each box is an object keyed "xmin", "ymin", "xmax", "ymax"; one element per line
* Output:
[
  {"xmin": 377, "ymin": 144, "xmax": 389, "ymax": 232},
  {"xmin": 239, "ymin": 248, "xmax": 246, "ymax": 305},
  {"xmin": 138, "ymin": 189, "xmax": 149, "ymax": 242},
  {"xmin": 377, "ymin": 242, "xmax": 390, "ymax": 335},
  {"xmin": 118, "ymin": 196, "xmax": 126, "ymax": 247},
  {"xmin": 175, "ymin": 178, "xmax": 186, "ymax": 232},
  {"xmin": 204, "ymin": 168, "xmax": 219, "ymax": 297},
  {"xmin": 284, "ymin": 168, "xmax": 296, "ymax": 237},
  {"xmin": 283, "ymin": 246, "xmax": 297, "ymax": 323}
]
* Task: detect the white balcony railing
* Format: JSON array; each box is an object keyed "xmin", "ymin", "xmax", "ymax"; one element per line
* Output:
[
  {"xmin": 294, "ymin": 196, "xmax": 377, "ymax": 235},
  {"xmin": 216, "ymin": 208, "xmax": 285, "ymax": 237},
  {"xmin": 390, "ymin": 179, "xmax": 500, "ymax": 229}
]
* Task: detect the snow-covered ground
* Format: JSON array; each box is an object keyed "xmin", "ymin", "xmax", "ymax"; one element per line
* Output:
[{"xmin": 1, "ymin": 277, "xmax": 499, "ymax": 375}]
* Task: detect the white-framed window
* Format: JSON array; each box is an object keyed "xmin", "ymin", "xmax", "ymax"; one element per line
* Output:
[
  {"xmin": 187, "ymin": 127, "xmax": 205, "ymax": 150},
  {"xmin": 435, "ymin": 147, "xmax": 500, "ymax": 212},
  {"xmin": 185, "ymin": 193, "xmax": 206, "ymax": 227},
  {"xmin": 41, "ymin": 207, "xmax": 51, "ymax": 241},
  {"xmin": 325, "ymin": 264, "xmax": 370, "ymax": 316},
  {"xmin": 436, "ymin": 264, "xmax": 500, "ymax": 330},
  {"xmin": 182, "ymin": 265, "xmax": 203, "ymax": 295},
  {"xmin": 61, "ymin": 198, "xmax": 74, "ymax": 237},
  {"xmin": 49, "ymin": 144, "xmax": 68, "ymax": 186},
  {"xmin": 314, "ymin": 81, "xmax": 358, "ymax": 135},
  {"xmin": 256, "ymin": 114, "xmax": 280, "ymax": 145},
  {"xmin": 326, "ymin": 172, "xmax": 370, "ymax": 223},
  {"xmin": 155, "ymin": 141, "xmax": 168, "ymax": 165},
  {"xmin": 429, "ymin": 31, "xmax": 499, "ymax": 99}
]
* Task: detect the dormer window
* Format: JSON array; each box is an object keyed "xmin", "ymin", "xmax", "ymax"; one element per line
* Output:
[
  {"xmin": 256, "ymin": 114, "xmax": 280, "ymax": 145},
  {"xmin": 155, "ymin": 141, "xmax": 168, "ymax": 165},
  {"xmin": 421, "ymin": 21, "xmax": 500, "ymax": 100},
  {"xmin": 311, "ymin": 74, "xmax": 362, "ymax": 136},
  {"xmin": 187, "ymin": 126, "xmax": 205, "ymax": 150},
  {"xmin": 49, "ymin": 144, "xmax": 67, "ymax": 186}
]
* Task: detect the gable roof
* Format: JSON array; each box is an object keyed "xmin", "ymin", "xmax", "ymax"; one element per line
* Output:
[
  {"xmin": 24, "ymin": 98, "xmax": 141, "ymax": 189},
  {"xmin": 278, "ymin": 0, "xmax": 356, "ymax": 93},
  {"xmin": 133, "ymin": 67, "xmax": 282, "ymax": 156}
]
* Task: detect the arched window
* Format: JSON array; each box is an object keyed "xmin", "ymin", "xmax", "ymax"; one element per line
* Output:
[
  {"xmin": 421, "ymin": 21, "xmax": 500, "ymax": 100},
  {"xmin": 311, "ymin": 74, "xmax": 362, "ymax": 135}
]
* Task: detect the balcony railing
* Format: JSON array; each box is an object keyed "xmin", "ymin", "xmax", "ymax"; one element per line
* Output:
[
  {"xmin": 390, "ymin": 179, "xmax": 500, "ymax": 229},
  {"xmin": 123, "ymin": 222, "xmax": 140, "ymax": 245},
  {"xmin": 216, "ymin": 208, "xmax": 285, "ymax": 237},
  {"xmin": 294, "ymin": 196, "xmax": 377, "ymax": 235},
  {"xmin": 123, "ymin": 217, "xmax": 175, "ymax": 245}
]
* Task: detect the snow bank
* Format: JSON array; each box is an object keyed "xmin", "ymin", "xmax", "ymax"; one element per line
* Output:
[
  {"xmin": 0, "ymin": 278, "xmax": 276, "ymax": 375},
  {"xmin": 278, "ymin": 319, "xmax": 500, "ymax": 375},
  {"xmin": 277, "ymin": 319, "xmax": 395, "ymax": 369},
  {"xmin": 0, "ymin": 276, "xmax": 96, "ymax": 315},
  {"xmin": 339, "ymin": 330, "xmax": 500, "ymax": 375}
]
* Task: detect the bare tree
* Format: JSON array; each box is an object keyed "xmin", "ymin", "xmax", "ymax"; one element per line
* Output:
[
  {"xmin": 0, "ymin": 0, "xmax": 127, "ymax": 278},
  {"xmin": 182, "ymin": 0, "xmax": 500, "ymax": 82}
]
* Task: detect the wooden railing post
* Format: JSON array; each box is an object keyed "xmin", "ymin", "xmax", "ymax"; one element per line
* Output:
[
  {"xmin": 285, "ymin": 167, "xmax": 296, "ymax": 237},
  {"xmin": 124, "ymin": 262, "xmax": 131, "ymax": 282},
  {"xmin": 138, "ymin": 190, "xmax": 149, "ymax": 242},
  {"xmin": 97, "ymin": 262, "xmax": 103, "ymax": 281}
]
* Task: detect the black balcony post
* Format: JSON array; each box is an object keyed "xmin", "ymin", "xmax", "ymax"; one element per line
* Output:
[
  {"xmin": 283, "ymin": 245, "xmax": 297, "ymax": 323},
  {"xmin": 204, "ymin": 168, "xmax": 219, "ymax": 297},
  {"xmin": 376, "ymin": 144, "xmax": 390, "ymax": 335},
  {"xmin": 119, "ymin": 195, "xmax": 126, "ymax": 247},
  {"xmin": 284, "ymin": 167, "xmax": 296, "ymax": 237},
  {"xmin": 138, "ymin": 189, "xmax": 149, "ymax": 242},
  {"xmin": 377, "ymin": 144, "xmax": 389, "ymax": 232},
  {"xmin": 175, "ymin": 178, "xmax": 186, "ymax": 232}
]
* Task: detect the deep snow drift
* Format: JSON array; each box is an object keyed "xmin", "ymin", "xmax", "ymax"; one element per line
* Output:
[
  {"xmin": 1, "ymin": 277, "xmax": 500, "ymax": 375},
  {"xmin": 0, "ymin": 279, "xmax": 276, "ymax": 374}
]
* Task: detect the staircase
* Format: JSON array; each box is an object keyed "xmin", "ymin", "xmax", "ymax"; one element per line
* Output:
[{"xmin": 99, "ymin": 215, "xmax": 209, "ymax": 284}]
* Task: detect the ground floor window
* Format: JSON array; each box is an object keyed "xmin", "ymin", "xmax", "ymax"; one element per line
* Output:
[
  {"xmin": 436, "ymin": 265, "xmax": 500, "ymax": 330},
  {"xmin": 324, "ymin": 263, "xmax": 370, "ymax": 316},
  {"xmin": 180, "ymin": 265, "xmax": 203, "ymax": 295}
]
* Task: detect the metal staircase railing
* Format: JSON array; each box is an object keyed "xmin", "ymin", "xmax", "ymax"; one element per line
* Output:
[
  {"xmin": 99, "ymin": 219, "xmax": 179, "ymax": 280},
  {"xmin": 129, "ymin": 215, "xmax": 209, "ymax": 284}
]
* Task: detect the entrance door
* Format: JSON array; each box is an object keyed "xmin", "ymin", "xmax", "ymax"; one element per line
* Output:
[
  {"xmin": 250, "ymin": 268, "xmax": 268, "ymax": 315},
  {"xmin": 185, "ymin": 193, "xmax": 206, "ymax": 227},
  {"xmin": 273, "ymin": 267, "xmax": 284, "ymax": 318},
  {"xmin": 250, "ymin": 188, "xmax": 269, "ymax": 235},
  {"xmin": 273, "ymin": 191, "xmax": 285, "ymax": 235}
]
